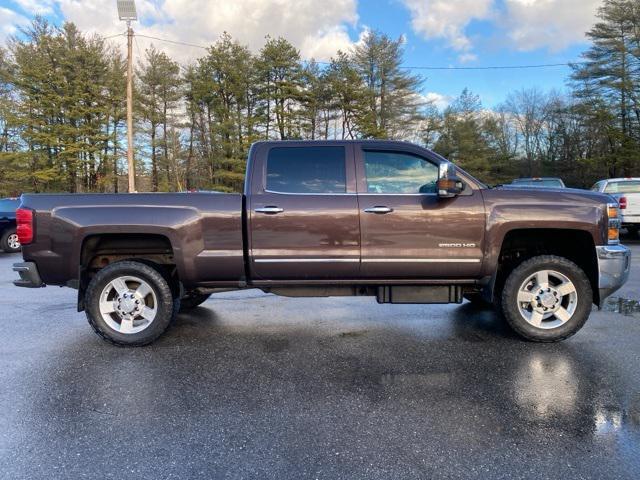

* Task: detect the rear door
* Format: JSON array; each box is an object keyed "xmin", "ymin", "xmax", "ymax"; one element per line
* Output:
[
  {"xmin": 248, "ymin": 143, "xmax": 360, "ymax": 280},
  {"xmin": 356, "ymin": 146, "xmax": 485, "ymax": 279}
]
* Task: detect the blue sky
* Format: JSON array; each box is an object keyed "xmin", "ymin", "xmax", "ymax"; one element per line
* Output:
[{"xmin": 0, "ymin": 0, "xmax": 602, "ymax": 108}]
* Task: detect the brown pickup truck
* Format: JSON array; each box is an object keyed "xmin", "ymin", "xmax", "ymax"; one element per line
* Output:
[{"xmin": 13, "ymin": 140, "xmax": 631, "ymax": 346}]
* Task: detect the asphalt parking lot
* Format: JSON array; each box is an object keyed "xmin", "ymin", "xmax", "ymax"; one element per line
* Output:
[{"xmin": 1, "ymin": 239, "xmax": 639, "ymax": 479}]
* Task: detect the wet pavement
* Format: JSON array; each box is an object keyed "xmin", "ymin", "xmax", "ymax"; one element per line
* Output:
[{"xmin": 1, "ymin": 239, "xmax": 639, "ymax": 479}]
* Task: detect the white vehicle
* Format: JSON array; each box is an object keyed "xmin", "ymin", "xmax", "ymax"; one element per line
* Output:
[{"xmin": 591, "ymin": 178, "xmax": 640, "ymax": 237}]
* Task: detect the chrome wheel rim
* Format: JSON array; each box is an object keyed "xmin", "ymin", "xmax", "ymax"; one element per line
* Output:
[
  {"xmin": 99, "ymin": 276, "xmax": 157, "ymax": 334},
  {"xmin": 516, "ymin": 270, "xmax": 578, "ymax": 330},
  {"xmin": 8, "ymin": 233, "xmax": 20, "ymax": 250}
]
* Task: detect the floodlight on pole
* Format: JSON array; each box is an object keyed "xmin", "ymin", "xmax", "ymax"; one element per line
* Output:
[
  {"xmin": 118, "ymin": 0, "xmax": 137, "ymax": 193},
  {"xmin": 117, "ymin": 0, "xmax": 138, "ymax": 22}
]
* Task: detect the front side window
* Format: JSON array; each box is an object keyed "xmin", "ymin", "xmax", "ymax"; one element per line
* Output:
[
  {"xmin": 363, "ymin": 151, "xmax": 438, "ymax": 194},
  {"xmin": 266, "ymin": 146, "xmax": 346, "ymax": 194},
  {"xmin": 604, "ymin": 181, "xmax": 640, "ymax": 194}
]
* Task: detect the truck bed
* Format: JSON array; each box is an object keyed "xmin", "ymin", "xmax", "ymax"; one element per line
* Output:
[{"xmin": 19, "ymin": 192, "xmax": 245, "ymax": 288}]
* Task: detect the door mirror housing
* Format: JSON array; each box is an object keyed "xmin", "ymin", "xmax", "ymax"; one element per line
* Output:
[{"xmin": 437, "ymin": 162, "xmax": 464, "ymax": 198}]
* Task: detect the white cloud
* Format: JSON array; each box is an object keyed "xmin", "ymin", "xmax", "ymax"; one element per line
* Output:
[
  {"xmin": 503, "ymin": 0, "xmax": 601, "ymax": 51},
  {"xmin": 0, "ymin": 7, "xmax": 30, "ymax": 43},
  {"xmin": 11, "ymin": 0, "xmax": 54, "ymax": 15},
  {"xmin": 401, "ymin": 0, "xmax": 600, "ymax": 59},
  {"xmin": 299, "ymin": 26, "xmax": 355, "ymax": 60},
  {"xmin": 458, "ymin": 52, "xmax": 478, "ymax": 63},
  {"xmin": 424, "ymin": 92, "xmax": 452, "ymax": 110},
  {"xmin": 400, "ymin": 0, "xmax": 493, "ymax": 53},
  {"xmin": 49, "ymin": 0, "xmax": 359, "ymax": 62}
]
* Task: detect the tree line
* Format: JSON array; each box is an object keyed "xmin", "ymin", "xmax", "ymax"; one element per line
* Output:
[{"xmin": 0, "ymin": 0, "xmax": 639, "ymax": 196}]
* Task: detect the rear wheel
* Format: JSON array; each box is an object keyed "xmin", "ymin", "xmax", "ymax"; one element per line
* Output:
[
  {"xmin": 179, "ymin": 292, "xmax": 211, "ymax": 312},
  {"xmin": 1, "ymin": 227, "xmax": 20, "ymax": 253},
  {"xmin": 501, "ymin": 255, "xmax": 592, "ymax": 342},
  {"xmin": 626, "ymin": 226, "xmax": 639, "ymax": 238},
  {"xmin": 85, "ymin": 261, "xmax": 179, "ymax": 346}
]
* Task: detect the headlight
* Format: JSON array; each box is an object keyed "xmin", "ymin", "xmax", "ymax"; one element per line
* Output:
[{"xmin": 608, "ymin": 203, "xmax": 620, "ymax": 244}]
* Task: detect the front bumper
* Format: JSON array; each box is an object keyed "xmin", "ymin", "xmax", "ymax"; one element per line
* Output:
[
  {"xmin": 13, "ymin": 262, "xmax": 45, "ymax": 288},
  {"xmin": 596, "ymin": 245, "xmax": 631, "ymax": 301}
]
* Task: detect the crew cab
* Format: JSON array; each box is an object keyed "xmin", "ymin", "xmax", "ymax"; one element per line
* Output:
[
  {"xmin": 0, "ymin": 197, "xmax": 21, "ymax": 253},
  {"xmin": 13, "ymin": 141, "xmax": 631, "ymax": 346},
  {"xmin": 591, "ymin": 178, "xmax": 640, "ymax": 238}
]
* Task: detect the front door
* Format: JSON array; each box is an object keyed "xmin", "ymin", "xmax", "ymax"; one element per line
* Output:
[
  {"xmin": 356, "ymin": 147, "xmax": 485, "ymax": 279},
  {"xmin": 249, "ymin": 143, "xmax": 360, "ymax": 280}
]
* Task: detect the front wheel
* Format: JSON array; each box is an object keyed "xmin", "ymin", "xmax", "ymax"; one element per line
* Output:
[
  {"xmin": 501, "ymin": 255, "xmax": 592, "ymax": 342},
  {"xmin": 1, "ymin": 227, "xmax": 21, "ymax": 253},
  {"xmin": 85, "ymin": 261, "xmax": 179, "ymax": 346}
]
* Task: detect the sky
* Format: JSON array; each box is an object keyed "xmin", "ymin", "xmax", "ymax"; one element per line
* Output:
[{"xmin": 0, "ymin": 0, "xmax": 603, "ymax": 108}]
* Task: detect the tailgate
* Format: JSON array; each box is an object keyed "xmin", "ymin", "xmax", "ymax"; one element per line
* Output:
[{"xmin": 624, "ymin": 193, "xmax": 640, "ymax": 216}]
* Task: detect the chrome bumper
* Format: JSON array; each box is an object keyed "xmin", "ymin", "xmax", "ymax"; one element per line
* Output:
[{"xmin": 596, "ymin": 245, "xmax": 631, "ymax": 301}]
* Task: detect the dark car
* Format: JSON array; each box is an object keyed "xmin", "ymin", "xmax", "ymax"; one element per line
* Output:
[
  {"xmin": 509, "ymin": 177, "xmax": 566, "ymax": 188},
  {"xmin": 0, "ymin": 197, "xmax": 20, "ymax": 253}
]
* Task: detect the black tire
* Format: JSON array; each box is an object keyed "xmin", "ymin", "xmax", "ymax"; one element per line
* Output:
[
  {"xmin": 85, "ymin": 261, "xmax": 180, "ymax": 346},
  {"xmin": 626, "ymin": 226, "xmax": 639, "ymax": 239},
  {"xmin": 1, "ymin": 227, "xmax": 21, "ymax": 253},
  {"xmin": 179, "ymin": 292, "xmax": 211, "ymax": 312},
  {"xmin": 501, "ymin": 255, "xmax": 592, "ymax": 343}
]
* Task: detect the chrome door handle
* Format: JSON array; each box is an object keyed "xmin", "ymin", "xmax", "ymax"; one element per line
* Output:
[
  {"xmin": 364, "ymin": 206, "xmax": 394, "ymax": 214},
  {"xmin": 255, "ymin": 206, "xmax": 284, "ymax": 214}
]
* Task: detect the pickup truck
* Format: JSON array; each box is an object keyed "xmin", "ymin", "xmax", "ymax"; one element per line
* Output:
[
  {"xmin": 13, "ymin": 140, "xmax": 631, "ymax": 346},
  {"xmin": 591, "ymin": 178, "xmax": 640, "ymax": 238},
  {"xmin": 0, "ymin": 197, "xmax": 20, "ymax": 253}
]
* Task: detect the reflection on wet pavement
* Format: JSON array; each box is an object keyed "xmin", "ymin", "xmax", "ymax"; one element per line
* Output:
[
  {"xmin": 514, "ymin": 353, "xmax": 577, "ymax": 418},
  {"xmin": 602, "ymin": 297, "xmax": 640, "ymax": 316}
]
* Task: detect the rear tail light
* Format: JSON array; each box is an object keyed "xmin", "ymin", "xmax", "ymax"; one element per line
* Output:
[
  {"xmin": 619, "ymin": 197, "xmax": 627, "ymax": 209},
  {"xmin": 16, "ymin": 208, "xmax": 34, "ymax": 245}
]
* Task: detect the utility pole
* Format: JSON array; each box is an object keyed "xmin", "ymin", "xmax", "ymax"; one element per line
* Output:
[
  {"xmin": 126, "ymin": 23, "xmax": 135, "ymax": 192},
  {"xmin": 117, "ymin": 1, "xmax": 138, "ymax": 192}
]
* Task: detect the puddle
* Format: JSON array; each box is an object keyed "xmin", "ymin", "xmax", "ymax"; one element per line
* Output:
[{"xmin": 601, "ymin": 297, "xmax": 640, "ymax": 317}]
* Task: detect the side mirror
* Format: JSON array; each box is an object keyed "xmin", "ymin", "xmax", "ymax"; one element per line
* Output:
[{"xmin": 437, "ymin": 162, "xmax": 464, "ymax": 198}]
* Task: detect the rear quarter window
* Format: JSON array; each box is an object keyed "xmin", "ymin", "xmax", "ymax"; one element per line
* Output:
[{"xmin": 266, "ymin": 146, "xmax": 346, "ymax": 194}]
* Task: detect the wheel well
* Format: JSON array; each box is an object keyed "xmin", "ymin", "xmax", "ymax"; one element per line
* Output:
[
  {"xmin": 494, "ymin": 229, "xmax": 599, "ymax": 304},
  {"xmin": 78, "ymin": 234, "xmax": 180, "ymax": 310}
]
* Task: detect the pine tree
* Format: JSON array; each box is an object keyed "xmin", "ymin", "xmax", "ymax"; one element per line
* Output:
[
  {"xmin": 352, "ymin": 30, "xmax": 424, "ymax": 139},
  {"xmin": 259, "ymin": 37, "xmax": 304, "ymax": 140}
]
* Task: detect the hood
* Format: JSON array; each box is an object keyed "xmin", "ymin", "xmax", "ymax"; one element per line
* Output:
[{"xmin": 490, "ymin": 186, "xmax": 615, "ymax": 206}]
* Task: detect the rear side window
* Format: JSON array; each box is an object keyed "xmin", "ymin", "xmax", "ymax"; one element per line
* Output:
[
  {"xmin": 363, "ymin": 151, "xmax": 438, "ymax": 194},
  {"xmin": 266, "ymin": 147, "xmax": 346, "ymax": 194},
  {"xmin": 604, "ymin": 181, "xmax": 640, "ymax": 194}
]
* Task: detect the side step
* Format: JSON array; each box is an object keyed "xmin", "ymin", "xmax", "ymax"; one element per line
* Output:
[{"xmin": 376, "ymin": 285, "xmax": 463, "ymax": 304}]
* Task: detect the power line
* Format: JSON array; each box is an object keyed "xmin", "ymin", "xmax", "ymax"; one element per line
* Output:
[
  {"xmin": 131, "ymin": 32, "xmax": 585, "ymax": 70},
  {"xmin": 134, "ymin": 34, "xmax": 209, "ymax": 50},
  {"xmin": 104, "ymin": 32, "xmax": 126, "ymax": 40}
]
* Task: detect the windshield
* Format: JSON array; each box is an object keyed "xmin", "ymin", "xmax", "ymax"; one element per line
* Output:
[
  {"xmin": 604, "ymin": 181, "xmax": 640, "ymax": 194},
  {"xmin": 511, "ymin": 179, "xmax": 564, "ymax": 188}
]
